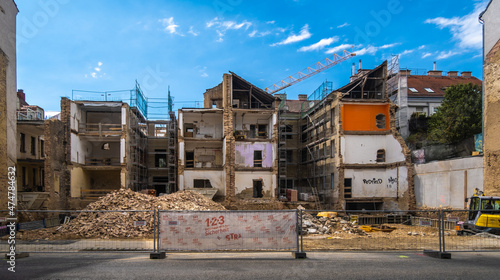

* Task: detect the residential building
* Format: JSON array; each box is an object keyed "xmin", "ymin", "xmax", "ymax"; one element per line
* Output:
[
  {"xmin": 0, "ymin": 0, "xmax": 18, "ymax": 210},
  {"xmin": 44, "ymin": 85, "xmax": 177, "ymax": 209},
  {"xmin": 178, "ymin": 72, "xmax": 279, "ymax": 203},
  {"xmin": 278, "ymin": 61, "xmax": 414, "ymax": 210},
  {"xmin": 388, "ymin": 65, "xmax": 481, "ymax": 139},
  {"xmin": 16, "ymin": 89, "xmax": 48, "ymax": 209}
]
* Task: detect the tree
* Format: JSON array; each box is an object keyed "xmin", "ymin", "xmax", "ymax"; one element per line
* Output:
[{"xmin": 427, "ymin": 83, "xmax": 482, "ymax": 144}]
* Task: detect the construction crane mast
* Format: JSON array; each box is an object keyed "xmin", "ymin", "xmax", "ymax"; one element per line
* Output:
[{"xmin": 265, "ymin": 50, "xmax": 356, "ymax": 94}]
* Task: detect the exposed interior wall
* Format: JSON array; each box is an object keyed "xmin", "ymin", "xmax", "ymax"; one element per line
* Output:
[
  {"xmin": 235, "ymin": 142, "xmax": 273, "ymax": 168},
  {"xmin": 235, "ymin": 172, "xmax": 274, "ymax": 198},
  {"xmin": 341, "ymin": 135, "xmax": 405, "ymax": 164},
  {"xmin": 414, "ymin": 156, "xmax": 483, "ymax": 208},
  {"xmin": 182, "ymin": 170, "xmax": 225, "ymax": 196},
  {"xmin": 341, "ymin": 103, "xmax": 390, "ymax": 131},
  {"xmin": 344, "ymin": 167, "xmax": 408, "ymax": 198}
]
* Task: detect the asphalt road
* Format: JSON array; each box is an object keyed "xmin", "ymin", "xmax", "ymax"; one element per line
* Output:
[{"xmin": 2, "ymin": 251, "xmax": 500, "ymax": 280}]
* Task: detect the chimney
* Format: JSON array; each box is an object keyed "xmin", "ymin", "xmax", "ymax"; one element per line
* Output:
[
  {"xmin": 399, "ymin": 69, "xmax": 411, "ymax": 76},
  {"xmin": 17, "ymin": 89, "xmax": 25, "ymax": 102},
  {"xmin": 351, "ymin": 63, "xmax": 355, "ymax": 76},
  {"xmin": 427, "ymin": 70, "xmax": 443, "ymax": 77},
  {"xmin": 298, "ymin": 94, "xmax": 308, "ymax": 101},
  {"xmin": 460, "ymin": 71, "xmax": 472, "ymax": 78},
  {"xmin": 433, "ymin": 61, "xmax": 437, "ymax": 71},
  {"xmin": 358, "ymin": 59, "xmax": 362, "ymax": 71},
  {"xmin": 447, "ymin": 71, "xmax": 458, "ymax": 77}
]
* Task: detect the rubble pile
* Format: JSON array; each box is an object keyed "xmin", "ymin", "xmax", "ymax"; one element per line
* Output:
[
  {"xmin": 31, "ymin": 189, "xmax": 226, "ymax": 239},
  {"xmin": 301, "ymin": 212, "xmax": 367, "ymax": 236}
]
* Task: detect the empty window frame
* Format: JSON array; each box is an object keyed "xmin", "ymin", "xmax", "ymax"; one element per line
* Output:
[
  {"xmin": 376, "ymin": 149, "xmax": 386, "ymax": 162},
  {"xmin": 257, "ymin": 125, "xmax": 267, "ymax": 138},
  {"xmin": 31, "ymin": 136, "xmax": 36, "ymax": 155},
  {"xmin": 254, "ymin": 150, "xmax": 263, "ymax": 167},
  {"xmin": 375, "ymin": 114, "xmax": 386, "ymax": 129},
  {"xmin": 344, "ymin": 178, "xmax": 352, "ymax": 199},
  {"xmin": 194, "ymin": 179, "xmax": 212, "ymax": 188},
  {"xmin": 185, "ymin": 151, "xmax": 194, "ymax": 168},
  {"xmin": 155, "ymin": 149, "xmax": 167, "ymax": 168},
  {"xmin": 20, "ymin": 133, "xmax": 26, "ymax": 153}
]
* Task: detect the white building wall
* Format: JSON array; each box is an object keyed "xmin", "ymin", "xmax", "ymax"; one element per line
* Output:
[
  {"xmin": 182, "ymin": 170, "xmax": 226, "ymax": 196},
  {"xmin": 341, "ymin": 135, "xmax": 405, "ymax": 164},
  {"xmin": 235, "ymin": 171, "xmax": 274, "ymax": 197},
  {"xmin": 481, "ymin": 0, "xmax": 500, "ymax": 58},
  {"xmin": 414, "ymin": 156, "xmax": 483, "ymax": 209},
  {"xmin": 344, "ymin": 167, "xmax": 408, "ymax": 198}
]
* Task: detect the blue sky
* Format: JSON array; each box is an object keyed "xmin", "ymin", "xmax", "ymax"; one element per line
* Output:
[{"xmin": 15, "ymin": 0, "xmax": 488, "ymax": 117}]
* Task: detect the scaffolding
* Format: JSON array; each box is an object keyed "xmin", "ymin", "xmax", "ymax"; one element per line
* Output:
[{"xmin": 71, "ymin": 82, "xmax": 177, "ymax": 194}]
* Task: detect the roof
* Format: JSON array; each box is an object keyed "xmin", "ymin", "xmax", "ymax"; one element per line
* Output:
[
  {"xmin": 406, "ymin": 75, "xmax": 482, "ymax": 97},
  {"xmin": 229, "ymin": 71, "xmax": 275, "ymax": 104}
]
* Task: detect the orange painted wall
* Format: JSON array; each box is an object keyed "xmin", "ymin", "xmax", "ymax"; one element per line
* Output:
[{"xmin": 341, "ymin": 103, "xmax": 390, "ymax": 131}]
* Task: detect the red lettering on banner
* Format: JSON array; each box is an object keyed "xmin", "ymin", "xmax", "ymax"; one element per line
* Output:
[{"xmin": 225, "ymin": 233, "xmax": 242, "ymax": 241}]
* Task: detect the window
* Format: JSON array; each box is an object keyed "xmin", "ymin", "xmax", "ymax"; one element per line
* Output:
[
  {"xmin": 376, "ymin": 149, "xmax": 386, "ymax": 162},
  {"xmin": 40, "ymin": 140, "xmax": 45, "ymax": 157},
  {"xmin": 331, "ymin": 140, "xmax": 335, "ymax": 157},
  {"xmin": 186, "ymin": 151, "xmax": 194, "ymax": 168},
  {"xmin": 22, "ymin": 167, "xmax": 26, "ymax": 187},
  {"xmin": 155, "ymin": 149, "xmax": 167, "ymax": 168},
  {"xmin": 424, "ymin": 88, "xmax": 434, "ymax": 93},
  {"xmin": 254, "ymin": 150, "xmax": 262, "ymax": 167},
  {"xmin": 286, "ymin": 150, "xmax": 293, "ymax": 162},
  {"xmin": 375, "ymin": 114, "xmax": 386, "ymax": 129},
  {"xmin": 194, "ymin": 179, "xmax": 212, "ymax": 188},
  {"xmin": 31, "ymin": 136, "xmax": 36, "ymax": 155},
  {"xmin": 253, "ymin": 180, "xmax": 263, "ymax": 198},
  {"xmin": 257, "ymin": 125, "xmax": 267, "ymax": 138},
  {"xmin": 344, "ymin": 178, "xmax": 352, "ymax": 198},
  {"xmin": 20, "ymin": 133, "xmax": 26, "ymax": 153},
  {"xmin": 409, "ymin": 88, "xmax": 418, "ymax": 93}
]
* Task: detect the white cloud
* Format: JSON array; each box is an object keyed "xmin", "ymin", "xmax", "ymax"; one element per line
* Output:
[
  {"xmin": 325, "ymin": 44, "xmax": 352, "ymax": 54},
  {"xmin": 337, "ymin": 22, "xmax": 350, "ymax": 28},
  {"xmin": 206, "ymin": 17, "xmax": 252, "ymax": 41},
  {"xmin": 271, "ymin": 24, "xmax": 311, "ymax": 46},
  {"xmin": 196, "ymin": 66, "xmax": 209, "ymax": 78},
  {"xmin": 159, "ymin": 17, "xmax": 180, "ymax": 35},
  {"xmin": 298, "ymin": 36, "xmax": 339, "ymax": 52},
  {"xmin": 87, "ymin": 61, "xmax": 106, "ymax": 79},
  {"xmin": 188, "ymin": 26, "xmax": 199, "ymax": 36},
  {"xmin": 418, "ymin": 45, "xmax": 425, "ymax": 50},
  {"xmin": 437, "ymin": 50, "xmax": 459, "ymax": 59},
  {"xmin": 400, "ymin": 49, "xmax": 414, "ymax": 56},
  {"xmin": 353, "ymin": 43, "xmax": 399, "ymax": 56},
  {"xmin": 248, "ymin": 30, "xmax": 271, "ymax": 38},
  {"xmin": 422, "ymin": 52, "xmax": 432, "ymax": 58},
  {"xmin": 425, "ymin": 1, "xmax": 488, "ymax": 49},
  {"xmin": 266, "ymin": 20, "xmax": 275, "ymax": 24}
]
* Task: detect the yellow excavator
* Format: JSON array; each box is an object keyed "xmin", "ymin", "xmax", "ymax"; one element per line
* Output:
[{"xmin": 458, "ymin": 189, "xmax": 500, "ymax": 235}]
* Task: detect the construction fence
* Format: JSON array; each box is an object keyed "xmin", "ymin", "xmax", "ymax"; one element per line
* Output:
[{"xmin": 1, "ymin": 209, "xmax": 500, "ymax": 255}]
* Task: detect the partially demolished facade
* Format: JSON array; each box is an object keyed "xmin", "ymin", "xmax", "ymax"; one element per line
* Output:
[
  {"xmin": 278, "ymin": 61, "xmax": 414, "ymax": 210},
  {"xmin": 178, "ymin": 72, "xmax": 279, "ymax": 202}
]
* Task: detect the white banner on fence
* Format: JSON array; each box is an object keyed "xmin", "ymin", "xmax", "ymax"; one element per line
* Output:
[{"xmin": 159, "ymin": 211, "xmax": 297, "ymax": 251}]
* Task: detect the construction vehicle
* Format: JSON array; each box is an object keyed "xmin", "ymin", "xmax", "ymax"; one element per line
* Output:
[{"xmin": 458, "ymin": 189, "xmax": 500, "ymax": 235}]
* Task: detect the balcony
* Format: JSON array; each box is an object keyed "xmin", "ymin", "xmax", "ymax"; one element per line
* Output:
[
  {"xmin": 79, "ymin": 123, "xmax": 122, "ymax": 137},
  {"xmin": 85, "ymin": 157, "xmax": 121, "ymax": 166}
]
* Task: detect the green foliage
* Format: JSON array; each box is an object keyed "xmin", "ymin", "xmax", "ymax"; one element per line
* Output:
[{"xmin": 428, "ymin": 83, "xmax": 482, "ymax": 144}]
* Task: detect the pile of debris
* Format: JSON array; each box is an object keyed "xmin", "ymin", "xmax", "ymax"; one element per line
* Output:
[
  {"xmin": 21, "ymin": 189, "xmax": 226, "ymax": 240},
  {"xmin": 301, "ymin": 212, "xmax": 367, "ymax": 236}
]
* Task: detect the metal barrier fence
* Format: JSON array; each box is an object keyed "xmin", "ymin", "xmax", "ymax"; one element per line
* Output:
[
  {"xmin": 0, "ymin": 210, "xmax": 155, "ymax": 253},
  {"xmin": 2, "ymin": 209, "xmax": 500, "ymax": 255}
]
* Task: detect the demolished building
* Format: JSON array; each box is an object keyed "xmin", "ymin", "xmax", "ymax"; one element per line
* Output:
[
  {"xmin": 178, "ymin": 72, "xmax": 279, "ymax": 203},
  {"xmin": 277, "ymin": 61, "xmax": 415, "ymax": 210}
]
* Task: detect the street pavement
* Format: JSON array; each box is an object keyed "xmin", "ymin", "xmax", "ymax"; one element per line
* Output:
[{"xmin": 2, "ymin": 251, "xmax": 500, "ymax": 280}]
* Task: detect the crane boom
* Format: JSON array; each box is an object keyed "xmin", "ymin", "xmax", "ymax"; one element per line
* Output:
[{"xmin": 264, "ymin": 50, "xmax": 356, "ymax": 95}]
